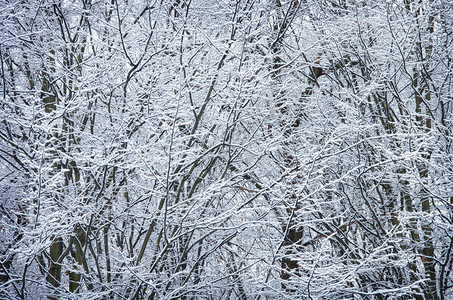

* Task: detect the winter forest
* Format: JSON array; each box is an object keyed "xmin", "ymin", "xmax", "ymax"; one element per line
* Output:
[{"xmin": 1, "ymin": 0, "xmax": 453, "ymax": 299}]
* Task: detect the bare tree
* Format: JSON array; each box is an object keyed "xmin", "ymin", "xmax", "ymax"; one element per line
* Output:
[{"xmin": 1, "ymin": 0, "xmax": 452, "ymax": 299}]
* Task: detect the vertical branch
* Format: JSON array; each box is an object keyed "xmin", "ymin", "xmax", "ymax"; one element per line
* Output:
[{"xmin": 46, "ymin": 237, "xmax": 63, "ymax": 300}]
